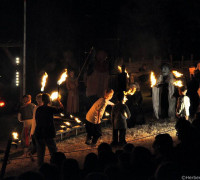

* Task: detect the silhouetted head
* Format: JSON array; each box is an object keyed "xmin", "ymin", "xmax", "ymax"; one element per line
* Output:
[
  {"xmin": 50, "ymin": 152, "xmax": 66, "ymax": 168},
  {"xmin": 83, "ymin": 153, "xmax": 98, "ymax": 172},
  {"xmin": 39, "ymin": 163, "xmax": 59, "ymax": 180},
  {"xmin": 42, "ymin": 93, "xmax": 51, "ymax": 105},
  {"xmin": 116, "ymin": 92, "xmax": 124, "ymax": 102},
  {"xmin": 98, "ymin": 143, "xmax": 112, "ymax": 155},
  {"xmin": 153, "ymin": 134, "xmax": 173, "ymax": 155},
  {"xmin": 123, "ymin": 143, "xmax": 135, "ymax": 153}
]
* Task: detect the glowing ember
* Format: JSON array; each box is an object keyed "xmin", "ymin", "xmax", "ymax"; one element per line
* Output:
[
  {"xmin": 50, "ymin": 91, "xmax": 61, "ymax": 101},
  {"xmin": 0, "ymin": 101, "xmax": 5, "ymax": 107},
  {"xmin": 64, "ymin": 122, "xmax": 71, "ymax": 126},
  {"xmin": 57, "ymin": 69, "xmax": 68, "ymax": 85},
  {"xmin": 70, "ymin": 115, "xmax": 74, "ymax": 119},
  {"xmin": 172, "ymin": 70, "xmax": 183, "ymax": 78},
  {"xmin": 122, "ymin": 95, "xmax": 128, "ymax": 104},
  {"xmin": 118, "ymin": 66, "xmax": 129, "ymax": 78},
  {"xmin": 105, "ymin": 112, "xmax": 110, "ymax": 116},
  {"xmin": 41, "ymin": 72, "xmax": 48, "ymax": 92},
  {"xmin": 12, "ymin": 132, "xmax": 18, "ymax": 140},
  {"xmin": 60, "ymin": 125, "xmax": 66, "ymax": 129},
  {"xmin": 75, "ymin": 117, "xmax": 81, "ymax": 123},
  {"xmin": 173, "ymin": 80, "xmax": 183, "ymax": 87},
  {"xmin": 124, "ymin": 112, "xmax": 128, "ymax": 118},
  {"xmin": 60, "ymin": 113, "xmax": 65, "ymax": 117},
  {"xmin": 150, "ymin": 71, "xmax": 157, "ymax": 88},
  {"xmin": 124, "ymin": 88, "xmax": 136, "ymax": 96}
]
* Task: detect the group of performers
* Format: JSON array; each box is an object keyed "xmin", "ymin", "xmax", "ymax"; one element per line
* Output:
[{"xmin": 17, "ymin": 50, "xmax": 200, "ymax": 165}]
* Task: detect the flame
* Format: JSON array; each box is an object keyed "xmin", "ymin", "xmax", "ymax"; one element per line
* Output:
[
  {"xmin": 150, "ymin": 71, "xmax": 157, "ymax": 87},
  {"xmin": 60, "ymin": 113, "xmax": 65, "ymax": 117},
  {"xmin": 172, "ymin": 70, "xmax": 183, "ymax": 78},
  {"xmin": 105, "ymin": 112, "xmax": 110, "ymax": 116},
  {"xmin": 50, "ymin": 91, "xmax": 61, "ymax": 101},
  {"xmin": 60, "ymin": 125, "xmax": 66, "ymax": 129},
  {"xmin": 173, "ymin": 80, "xmax": 183, "ymax": 87},
  {"xmin": 124, "ymin": 87, "xmax": 136, "ymax": 96},
  {"xmin": 118, "ymin": 66, "xmax": 129, "ymax": 78},
  {"xmin": 57, "ymin": 69, "xmax": 68, "ymax": 85},
  {"xmin": 124, "ymin": 112, "xmax": 128, "ymax": 118},
  {"xmin": 12, "ymin": 132, "xmax": 18, "ymax": 140},
  {"xmin": 41, "ymin": 72, "xmax": 48, "ymax": 92},
  {"xmin": 122, "ymin": 95, "xmax": 128, "ymax": 104},
  {"xmin": 64, "ymin": 122, "xmax": 71, "ymax": 126},
  {"xmin": 70, "ymin": 115, "xmax": 74, "ymax": 119},
  {"xmin": 75, "ymin": 117, "xmax": 81, "ymax": 123},
  {"xmin": 0, "ymin": 101, "xmax": 5, "ymax": 107}
]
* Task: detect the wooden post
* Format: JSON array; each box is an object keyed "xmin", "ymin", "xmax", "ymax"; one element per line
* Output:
[{"xmin": 0, "ymin": 135, "xmax": 12, "ymax": 179}]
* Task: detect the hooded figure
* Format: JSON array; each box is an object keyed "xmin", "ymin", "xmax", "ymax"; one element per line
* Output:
[{"xmin": 152, "ymin": 64, "xmax": 176, "ymax": 119}]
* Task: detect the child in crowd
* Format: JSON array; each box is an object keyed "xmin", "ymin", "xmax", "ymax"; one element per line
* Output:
[
  {"xmin": 85, "ymin": 89, "xmax": 114, "ymax": 145},
  {"xmin": 176, "ymin": 86, "xmax": 190, "ymax": 120},
  {"xmin": 111, "ymin": 92, "xmax": 131, "ymax": 146}
]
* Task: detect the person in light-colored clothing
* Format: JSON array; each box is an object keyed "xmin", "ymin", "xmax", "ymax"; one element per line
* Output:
[
  {"xmin": 85, "ymin": 89, "xmax": 114, "ymax": 145},
  {"xmin": 18, "ymin": 95, "xmax": 36, "ymax": 148},
  {"xmin": 176, "ymin": 86, "xmax": 190, "ymax": 120}
]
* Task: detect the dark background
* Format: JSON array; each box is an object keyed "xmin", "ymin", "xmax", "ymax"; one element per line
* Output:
[{"xmin": 0, "ymin": 0, "xmax": 200, "ymax": 104}]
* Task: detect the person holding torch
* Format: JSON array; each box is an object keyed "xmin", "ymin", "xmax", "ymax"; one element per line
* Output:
[{"xmin": 34, "ymin": 93, "xmax": 64, "ymax": 166}]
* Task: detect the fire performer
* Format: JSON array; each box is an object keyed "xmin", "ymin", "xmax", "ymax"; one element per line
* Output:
[
  {"xmin": 85, "ymin": 89, "xmax": 114, "ymax": 145},
  {"xmin": 152, "ymin": 64, "xmax": 176, "ymax": 120},
  {"xmin": 66, "ymin": 70, "xmax": 79, "ymax": 114},
  {"xmin": 18, "ymin": 95, "xmax": 36, "ymax": 149},
  {"xmin": 34, "ymin": 93, "xmax": 64, "ymax": 166},
  {"xmin": 176, "ymin": 86, "xmax": 190, "ymax": 120}
]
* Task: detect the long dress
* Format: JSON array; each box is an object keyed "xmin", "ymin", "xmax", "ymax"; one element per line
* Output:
[
  {"xmin": 66, "ymin": 77, "xmax": 79, "ymax": 113},
  {"xmin": 152, "ymin": 73, "xmax": 176, "ymax": 119}
]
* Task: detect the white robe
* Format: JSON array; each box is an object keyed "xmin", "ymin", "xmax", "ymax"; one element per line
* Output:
[{"xmin": 152, "ymin": 73, "xmax": 176, "ymax": 119}]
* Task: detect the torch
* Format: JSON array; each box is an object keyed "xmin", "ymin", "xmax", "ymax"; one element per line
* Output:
[
  {"xmin": 41, "ymin": 72, "xmax": 48, "ymax": 92},
  {"xmin": 118, "ymin": 66, "xmax": 129, "ymax": 78},
  {"xmin": 0, "ymin": 132, "xmax": 19, "ymax": 179},
  {"xmin": 57, "ymin": 69, "xmax": 68, "ymax": 94}
]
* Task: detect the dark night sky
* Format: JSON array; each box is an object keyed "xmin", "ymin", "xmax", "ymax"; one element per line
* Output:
[{"xmin": 1, "ymin": 0, "xmax": 200, "ymax": 94}]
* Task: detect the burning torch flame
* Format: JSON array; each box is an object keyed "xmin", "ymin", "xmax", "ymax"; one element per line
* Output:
[
  {"xmin": 60, "ymin": 113, "xmax": 65, "ymax": 117},
  {"xmin": 60, "ymin": 125, "xmax": 66, "ymax": 129},
  {"xmin": 150, "ymin": 71, "xmax": 157, "ymax": 88},
  {"xmin": 70, "ymin": 115, "xmax": 74, "ymax": 119},
  {"xmin": 105, "ymin": 112, "xmax": 110, "ymax": 116},
  {"xmin": 173, "ymin": 80, "xmax": 183, "ymax": 87},
  {"xmin": 172, "ymin": 71, "xmax": 183, "ymax": 78},
  {"xmin": 118, "ymin": 66, "xmax": 129, "ymax": 78},
  {"xmin": 124, "ymin": 88, "xmax": 136, "ymax": 96},
  {"xmin": 64, "ymin": 122, "xmax": 71, "ymax": 126},
  {"xmin": 12, "ymin": 132, "xmax": 18, "ymax": 140},
  {"xmin": 41, "ymin": 72, "xmax": 48, "ymax": 92},
  {"xmin": 50, "ymin": 91, "xmax": 61, "ymax": 101},
  {"xmin": 75, "ymin": 117, "xmax": 81, "ymax": 123},
  {"xmin": 122, "ymin": 95, "xmax": 128, "ymax": 104},
  {"xmin": 57, "ymin": 69, "xmax": 68, "ymax": 85}
]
